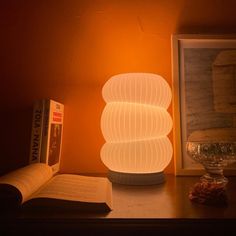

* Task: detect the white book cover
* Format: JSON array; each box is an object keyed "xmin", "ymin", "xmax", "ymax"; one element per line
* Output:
[{"xmin": 40, "ymin": 99, "xmax": 64, "ymax": 174}]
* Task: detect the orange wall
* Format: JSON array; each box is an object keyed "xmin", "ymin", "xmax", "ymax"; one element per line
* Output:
[{"xmin": 1, "ymin": 0, "xmax": 236, "ymax": 175}]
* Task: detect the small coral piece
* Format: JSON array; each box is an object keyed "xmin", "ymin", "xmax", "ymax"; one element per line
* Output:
[{"xmin": 189, "ymin": 182, "xmax": 228, "ymax": 205}]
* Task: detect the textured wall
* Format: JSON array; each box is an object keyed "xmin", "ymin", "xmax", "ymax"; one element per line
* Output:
[{"xmin": 1, "ymin": 0, "xmax": 236, "ymax": 174}]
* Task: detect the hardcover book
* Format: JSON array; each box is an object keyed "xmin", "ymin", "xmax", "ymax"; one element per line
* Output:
[
  {"xmin": 0, "ymin": 163, "xmax": 112, "ymax": 212},
  {"xmin": 29, "ymin": 99, "xmax": 64, "ymax": 174}
]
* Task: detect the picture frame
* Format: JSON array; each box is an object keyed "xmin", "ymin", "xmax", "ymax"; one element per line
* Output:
[{"xmin": 171, "ymin": 34, "xmax": 236, "ymax": 176}]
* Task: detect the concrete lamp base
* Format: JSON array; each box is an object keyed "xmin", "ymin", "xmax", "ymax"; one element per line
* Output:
[{"xmin": 108, "ymin": 170, "xmax": 165, "ymax": 185}]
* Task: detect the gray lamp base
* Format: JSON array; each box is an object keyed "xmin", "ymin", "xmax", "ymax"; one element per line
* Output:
[{"xmin": 108, "ymin": 170, "xmax": 165, "ymax": 185}]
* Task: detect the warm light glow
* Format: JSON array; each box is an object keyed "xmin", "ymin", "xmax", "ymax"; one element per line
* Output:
[{"xmin": 100, "ymin": 73, "xmax": 173, "ymax": 174}]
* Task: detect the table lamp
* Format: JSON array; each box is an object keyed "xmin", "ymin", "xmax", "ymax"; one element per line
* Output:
[{"xmin": 100, "ymin": 73, "xmax": 173, "ymax": 185}]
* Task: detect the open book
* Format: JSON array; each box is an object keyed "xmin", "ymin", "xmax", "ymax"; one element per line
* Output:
[{"xmin": 0, "ymin": 164, "xmax": 112, "ymax": 212}]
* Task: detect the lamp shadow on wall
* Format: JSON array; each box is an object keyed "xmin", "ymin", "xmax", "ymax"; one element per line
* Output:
[{"xmin": 0, "ymin": 108, "xmax": 32, "ymax": 175}]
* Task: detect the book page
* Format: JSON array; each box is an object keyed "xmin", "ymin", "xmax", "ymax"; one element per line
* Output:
[
  {"xmin": 0, "ymin": 163, "xmax": 52, "ymax": 203},
  {"xmin": 30, "ymin": 174, "xmax": 112, "ymax": 209}
]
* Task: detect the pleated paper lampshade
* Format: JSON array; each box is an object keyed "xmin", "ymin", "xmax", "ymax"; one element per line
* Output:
[{"xmin": 100, "ymin": 73, "xmax": 173, "ymax": 185}]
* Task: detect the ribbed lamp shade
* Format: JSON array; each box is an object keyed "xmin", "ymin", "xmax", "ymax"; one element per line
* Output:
[{"xmin": 100, "ymin": 73, "xmax": 173, "ymax": 185}]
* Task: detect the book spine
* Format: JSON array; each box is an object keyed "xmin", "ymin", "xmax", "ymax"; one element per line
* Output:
[
  {"xmin": 29, "ymin": 100, "xmax": 44, "ymax": 164},
  {"xmin": 40, "ymin": 99, "xmax": 51, "ymax": 164}
]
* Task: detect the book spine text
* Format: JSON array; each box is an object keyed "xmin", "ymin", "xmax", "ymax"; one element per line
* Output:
[{"xmin": 29, "ymin": 100, "xmax": 44, "ymax": 164}]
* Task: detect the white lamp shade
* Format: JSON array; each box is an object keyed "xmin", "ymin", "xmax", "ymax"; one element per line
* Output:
[
  {"xmin": 102, "ymin": 73, "xmax": 172, "ymax": 109},
  {"xmin": 101, "ymin": 102, "xmax": 172, "ymax": 142},
  {"xmin": 101, "ymin": 137, "xmax": 172, "ymax": 173},
  {"xmin": 100, "ymin": 73, "xmax": 173, "ymax": 174}
]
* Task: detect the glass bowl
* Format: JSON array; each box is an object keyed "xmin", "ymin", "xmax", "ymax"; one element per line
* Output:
[{"xmin": 186, "ymin": 141, "xmax": 236, "ymax": 186}]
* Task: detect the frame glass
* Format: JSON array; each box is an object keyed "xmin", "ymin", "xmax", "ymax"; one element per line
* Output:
[{"xmin": 172, "ymin": 34, "xmax": 236, "ymax": 175}]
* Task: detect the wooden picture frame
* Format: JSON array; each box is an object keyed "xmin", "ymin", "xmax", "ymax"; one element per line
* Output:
[{"xmin": 171, "ymin": 34, "xmax": 236, "ymax": 176}]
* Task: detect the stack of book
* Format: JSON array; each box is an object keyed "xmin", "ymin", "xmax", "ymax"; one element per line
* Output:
[{"xmin": 29, "ymin": 99, "xmax": 64, "ymax": 174}]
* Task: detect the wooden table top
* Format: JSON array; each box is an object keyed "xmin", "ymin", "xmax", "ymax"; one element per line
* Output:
[{"xmin": 1, "ymin": 175, "xmax": 236, "ymax": 235}]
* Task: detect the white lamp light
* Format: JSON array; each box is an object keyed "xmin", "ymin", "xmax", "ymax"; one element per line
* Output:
[{"xmin": 100, "ymin": 73, "xmax": 173, "ymax": 185}]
